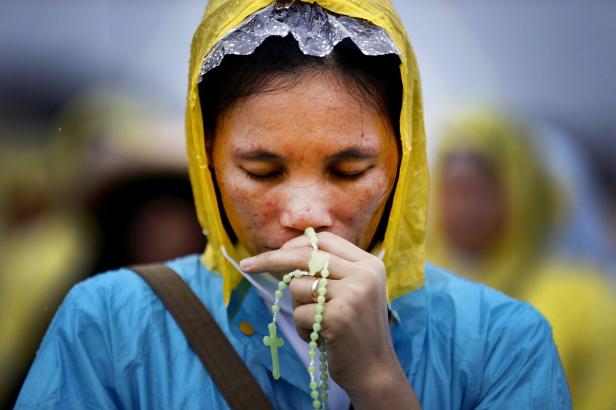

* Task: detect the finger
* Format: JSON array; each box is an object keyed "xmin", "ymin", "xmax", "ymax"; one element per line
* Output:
[
  {"xmin": 281, "ymin": 231, "xmax": 367, "ymax": 262},
  {"xmin": 293, "ymin": 303, "xmax": 319, "ymax": 332},
  {"xmin": 240, "ymin": 246, "xmax": 354, "ymax": 279},
  {"xmin": 296, "ymin": 326, "xmax": 311, "ymax": 343},
  {"xmin": 313, "ymin": 231, "xmax": 368, "ymax": 262},
  {"xmin": 289, "ymin": 276, "xmax": 337, "ymax": 307},
  {"xmin": 280, "ymin": 235, "xmax": 311, "ymax": 249}
]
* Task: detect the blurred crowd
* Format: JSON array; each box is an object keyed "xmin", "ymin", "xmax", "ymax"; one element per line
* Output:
[
  {"xmin": 2, "ymin": 1, "xmax": 616, "ymax": 409},
  {"xmin": 0, "ymin": 89, "xmax": 205, "ymax": 405}
]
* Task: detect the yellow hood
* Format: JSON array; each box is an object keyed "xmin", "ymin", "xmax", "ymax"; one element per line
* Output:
[
  {"xmin": 427, "ymin": 110, "xmax": 557, "ymax": 293},
  {"xmin": 185, "ymin": 0, "xmax": 428, "ymax": 305}
]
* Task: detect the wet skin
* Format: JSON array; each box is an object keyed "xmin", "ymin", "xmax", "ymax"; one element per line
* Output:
[
  {"xmin": 210, "ymin": 73, "xmax": 399, "ymax": 256},
  {"xmin": 210, "ymin": 73, "xmax": 420, "ymax": 409}
]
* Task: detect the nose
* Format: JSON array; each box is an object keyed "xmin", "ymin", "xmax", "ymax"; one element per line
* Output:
[{"xmin": 279, "ymin": 183, "xmax": 333, "ymax": 233}]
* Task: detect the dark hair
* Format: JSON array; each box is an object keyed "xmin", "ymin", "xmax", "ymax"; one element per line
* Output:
[{"xmin": 199, "ymin": 35, "xmax": 402, "ymax": 140}]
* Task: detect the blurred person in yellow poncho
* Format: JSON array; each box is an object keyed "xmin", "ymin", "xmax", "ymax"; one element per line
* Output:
[
  {"xmin": 427, "ymin": 109, "xmax": 616, "ymax": 410},
  {"xmin": 1, "ymin": 90, "xmax": 204, "ymax": 408},
  {"xmin": 0, "ymin": 146, "xmax": 93, "ymax": 407}
]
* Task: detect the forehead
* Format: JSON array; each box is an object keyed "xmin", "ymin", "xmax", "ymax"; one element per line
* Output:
[{"xmin": 217, "ymin": 74, "xmax": 393, "ymax": 156}]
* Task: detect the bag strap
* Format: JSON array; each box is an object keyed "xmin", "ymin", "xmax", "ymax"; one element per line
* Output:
[{"xmin": 131, "ymin": 263, "xmax": 273, "ymax": 410}]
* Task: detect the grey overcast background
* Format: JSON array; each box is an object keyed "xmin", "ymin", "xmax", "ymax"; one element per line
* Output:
[{"xmin": 1, "ymin": 0, "xmax": 615, "ymax": 182}]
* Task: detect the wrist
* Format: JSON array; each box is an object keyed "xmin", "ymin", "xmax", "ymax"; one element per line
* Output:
[{"xmin": 345, "ymin": 360, "xmax": 420, "ymax": 410}]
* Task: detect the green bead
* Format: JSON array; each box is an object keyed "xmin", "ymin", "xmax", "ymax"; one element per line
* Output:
[
  {"xmin": 283, "ymin": 273, "xmax": 293, "ymax": 283},
  {"xmin": 275, "ymin": 289, "xmax": 283, "ymax": 299},
  {"xmin": 313, "ymin": 400, "xmax": 321, "ymax": 409},
  {"xmin": 320, "ymin": 373, "xmax": 329, "ymax": 382},
  {"xmin": 317, "ymin": 296, "xmax": 325, "ymax": 304},
  {"xmin": 294, "ymin": 270, "xmax": 303, "ymax": 278},
  {"xmin": 318, "ymin": 286, "xmax": 327, "ymax": 296},
  {"xmin": 314, "ymin": 314, "xmax": 323, "ymax": 323},
  {"xmin": 308, "ymin": 350, "xmax": 315, "ymax": 359},
  {"xmin": 312, "ymin": 323, "xmax": 321, "ymax": 332},
  {"xmin": 311, "ymin": 390, "xmax": 319, "ymax": 399},
  {"xmin": 320, "ymin": 364, "xmax": 327, "ymax": 372},
  {"xmin": 310, "ymin": 332, "xmax": 319, "ymax": 341},
  {"xmin": 305, "ymin": 227, "xmax": 318, "ymax": 243},
  {"xmin": 319, "ymin": 353, "xmax": 327, "ymax": 362},
  {"xmin": 308, "ymin": 365, "xmax": 315, "ymax": 374},
  {"xmin": 278, "ymin": 281, "xmax": 287, "ymax": 290},
  {"xmin": 321, "ymin": 269, "xmax": 329, "ymax": 278},
  {"xmin": 315, "ymin": 305, "xmax": 324, "ymax": 314},
  {"xmin": 321, "ymin": 382, "xmax": 329, "ymax": 390},
  {"xmin": 271, "ymin": 304, "xmax": 280, "ymax": 313},
  {"xmin": 320, "ymin": 392, "xmax": 328, "ymax": 401},
  {"xmin": 310, "ymin": 381, "xmax": 318, "ymax": 390},
  {"xmin": 320, "ymin": 278, "xmax": 328, "ymax": 287}
]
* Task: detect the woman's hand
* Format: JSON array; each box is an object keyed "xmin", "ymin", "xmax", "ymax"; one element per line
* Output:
[{"xmin": 240, "ymin": 231, "xmax": 421, "ymax": 410}]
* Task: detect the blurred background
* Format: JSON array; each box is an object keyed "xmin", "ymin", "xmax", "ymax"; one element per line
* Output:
[{"xmin": 1, "ymin": 0, "xmax": 615, "ymax": 408}]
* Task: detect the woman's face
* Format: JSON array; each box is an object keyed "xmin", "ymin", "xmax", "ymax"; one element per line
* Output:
[{"xmin": 210, "ymin": 73, "xmax": 400, "ymax": 255}]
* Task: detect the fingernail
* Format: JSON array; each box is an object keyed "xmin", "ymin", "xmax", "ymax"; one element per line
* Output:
[{"xmin": 240, "ymin": 257, "xmax": 254, "ymax": 270}]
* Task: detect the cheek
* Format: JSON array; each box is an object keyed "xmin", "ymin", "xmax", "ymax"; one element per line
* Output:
[
  {"xmin": 333, "ymin": 171, "xmax": 393, "ymax": 227},
  {"xmin": 218, "ymin": 171, "xmax": 281, "ymax": 232}
]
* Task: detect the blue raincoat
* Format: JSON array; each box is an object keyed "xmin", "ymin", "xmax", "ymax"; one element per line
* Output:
[{"xmin": 16, "ymin": 255, "xmax": 570, "ymax": 409}]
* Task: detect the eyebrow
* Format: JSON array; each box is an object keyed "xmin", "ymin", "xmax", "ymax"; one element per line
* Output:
[
  {"xmin": 326, "ymin": 147, "xmax": 379, "ymax": 162},
  {"xmin": 233, "ymin": 146, "xmax": 378, "ymax": 161},
  {"xmin": 234, "ymin": 149, "xmax": 282, "ymax": 161}
]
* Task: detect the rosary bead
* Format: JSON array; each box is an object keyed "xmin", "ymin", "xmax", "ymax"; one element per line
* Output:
[{"xmin": 267, "ymin": 228, "xmax": 330, "ymax": 409}]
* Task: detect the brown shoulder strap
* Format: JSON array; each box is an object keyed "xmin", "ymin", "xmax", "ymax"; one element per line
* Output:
[{"xmin": 131, "ymin": 263, "xmax": 273, "ymax": 410}]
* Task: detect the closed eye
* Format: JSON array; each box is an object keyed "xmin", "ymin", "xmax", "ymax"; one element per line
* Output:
[
  {"xmin": 331, "ymin": 167, "xmax": 371, "ymax": 180},
  {"xmin": 244, "ymin": 169, "xmax": 283, "ymax": 181}
]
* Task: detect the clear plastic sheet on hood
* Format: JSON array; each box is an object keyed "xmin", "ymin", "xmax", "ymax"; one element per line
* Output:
[{"xmin": 197, "ymin": 1, "xmax": 401, "ymax": 82}]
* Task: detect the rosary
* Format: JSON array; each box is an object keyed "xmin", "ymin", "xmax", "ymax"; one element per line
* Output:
[{"xmin": 263, "ymin": 227, "xmax": 330, "ymax": 409}]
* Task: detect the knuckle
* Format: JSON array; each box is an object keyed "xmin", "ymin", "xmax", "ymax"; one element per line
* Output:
[{"xmin": 317, "ymin": 231, "xmax": 333, "ymax": 242}]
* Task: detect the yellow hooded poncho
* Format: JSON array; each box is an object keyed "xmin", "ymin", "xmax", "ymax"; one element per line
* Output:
[
  {"xmin": 427, "ymin": 110, "xmax": 556, "ymax": 293},
  {"xmin": 427, "ymin": 110, "xmax": 616, "ymax": 410},
  {"xmin": 185, "ymin": 0, "xmax": 428, "ymax": 306}
]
